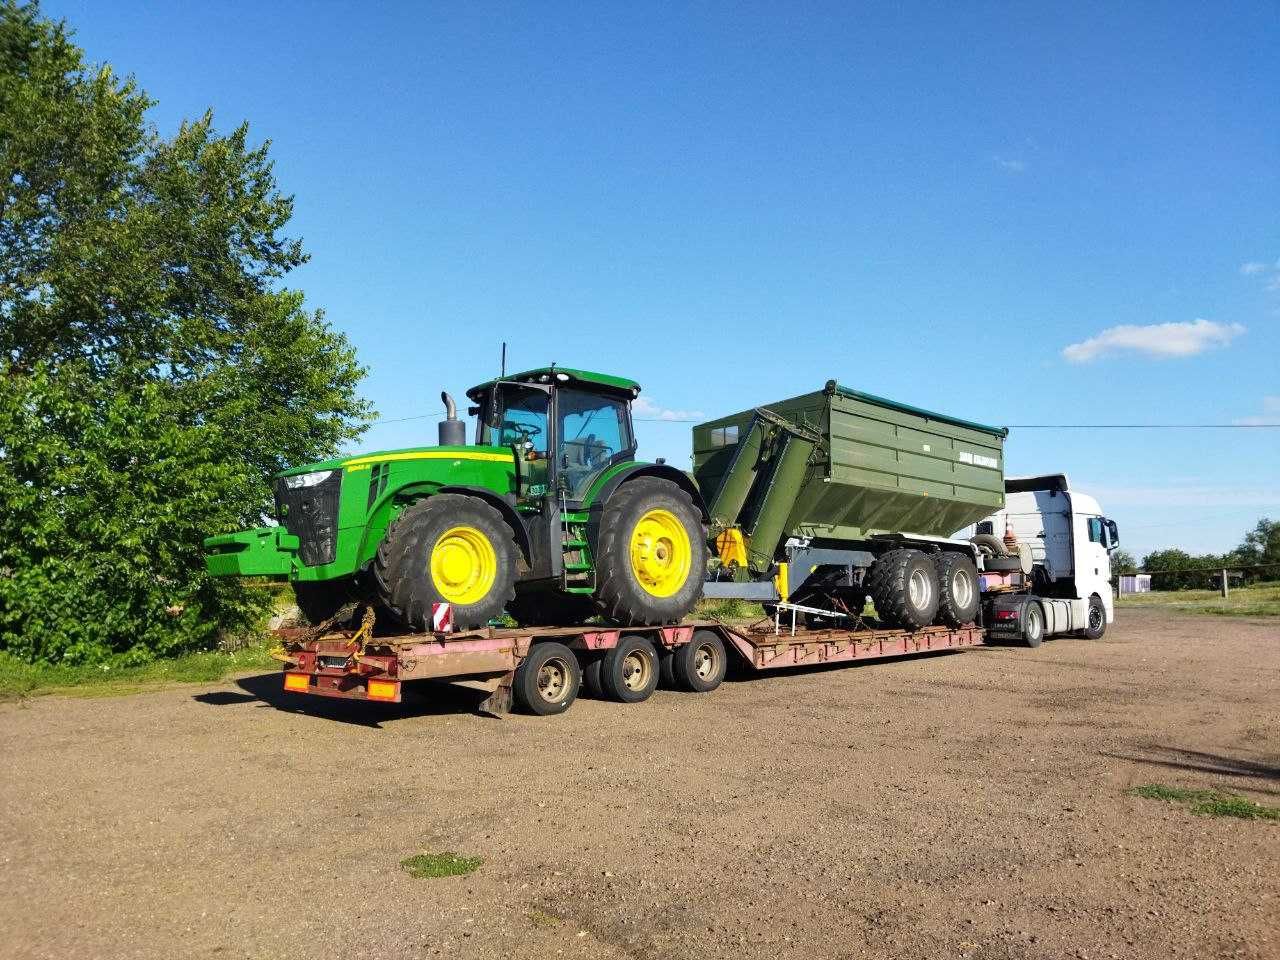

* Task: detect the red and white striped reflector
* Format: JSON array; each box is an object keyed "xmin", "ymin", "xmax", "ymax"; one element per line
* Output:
[
  {"xmin": 995, "ymin": 609, "xmax": 1019, "ymax": 621},
  {"xmin": 431, "ymin": 603, "xmax": 453, "ymax": 633}
]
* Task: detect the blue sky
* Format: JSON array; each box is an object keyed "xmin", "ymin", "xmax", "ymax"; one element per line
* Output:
[{"xmin": 48, "ymin": 0, "xmax": 1279, "ymax": 559}]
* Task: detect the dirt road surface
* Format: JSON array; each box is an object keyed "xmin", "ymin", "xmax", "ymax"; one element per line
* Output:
[{"xmin": 3, "ymin": 608, "xmax": 1278, "ymax": 960}]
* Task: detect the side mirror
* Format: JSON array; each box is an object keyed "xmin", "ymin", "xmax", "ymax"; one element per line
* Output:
[{"xmin": 467, "ymin": 405, "xmax": 481, "ymax": 417}]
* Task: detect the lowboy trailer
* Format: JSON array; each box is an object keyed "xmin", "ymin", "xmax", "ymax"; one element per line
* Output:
[{"xmin": 276, "ymin": 611, "xmax": 988, "ymax": 716}]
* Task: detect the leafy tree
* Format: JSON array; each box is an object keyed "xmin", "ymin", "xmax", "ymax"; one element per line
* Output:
[
  {"xmin": 1228, "ymin": 517, "xmax": 1279, "ymax": 583},
  {"xmin": 1109, "ymin": 549, "xmax": 1138, "ymax": 575},
  {"xmin": 1140, "ymin": 548, "xmax": 1226, "ymax": 591},
  {"xmin": 0, "ymin": 2, "xmax": 371, "ymax": 663}
]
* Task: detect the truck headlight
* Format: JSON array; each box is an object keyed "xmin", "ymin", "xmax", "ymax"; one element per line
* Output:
[{"xmin": 282, "ymin": 469, "xmax": 339, "ymax": 489}]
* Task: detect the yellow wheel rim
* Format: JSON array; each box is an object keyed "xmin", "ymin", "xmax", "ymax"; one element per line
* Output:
[
  {"xmin": 629, "ymin": 508, "xmax": 692, "ymax": 598},
  {"xmin": 430, "ymin": 525, "xmax": 498, "ymax": 605}
]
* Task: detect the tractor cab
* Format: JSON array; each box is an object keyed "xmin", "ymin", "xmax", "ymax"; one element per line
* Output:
[{"xmin": 466, "ymin": 367, "xmax": 642, "ymax": 507}]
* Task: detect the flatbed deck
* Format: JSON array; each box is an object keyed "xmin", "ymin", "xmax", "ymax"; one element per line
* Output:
[{"xmin": 276, "ymin": 616, "xmax": 986, "ymax": 715}]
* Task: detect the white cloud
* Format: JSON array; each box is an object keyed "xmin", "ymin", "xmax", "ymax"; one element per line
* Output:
[
  {"xmin": 1239, "ymin": 255, "xmax": 1280, "ymax": 290},
  {"xmin": 1061, "ymin": 319, "xmax": 1245, "ymax": 363},
  {"xmin": 1233, "ymin": 395, "xmax": 1280, "ymax": 427},
  {"xmin": 993, "ymin": 155, "xmax": 1026, "ymax": 173},
  {"xmin": 632, "ymin": 396, "xmax": 705, "ymax": 422}
]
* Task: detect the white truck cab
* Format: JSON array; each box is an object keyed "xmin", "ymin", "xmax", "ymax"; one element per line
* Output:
[{"xmin": 969, "ymin": 474, "xmax": 1118, "ymax": 640}]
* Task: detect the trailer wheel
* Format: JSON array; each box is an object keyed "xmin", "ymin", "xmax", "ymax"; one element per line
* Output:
[
  {"xmin": 593, "ymin": 477, "xmax": 707, "ymax": 626},
  {"xmin": 1081, "ymin": 594, "xmax": 1107, "ymax": 640},
  {"xmin": 580, "ymin": 652, "xmax": 605, "ymax": 698},
  {"xmin": 934, "ymin": 553, "xmax": 980, "ymax": 627},
  {"xmin": 373, "ymin": 494, "xmax": 518, "ymax": 631},
  {"xmin": 514, "ymin": 642, "xmax": 581, "ymax": 715},
  {"xmin": 866, "ymin": 549, "xmax": 940, "ymax": 630},
  {"xmin": 671, "ymin": 629, "xmax": 727, "ymax": 693},
  {"xmin": 1022, "ymin": 600, "xmax": 1045, "ymax": 648},
  {"xmin": 599, "ymin": 634, "xmax": 660, "ymax": 703}
]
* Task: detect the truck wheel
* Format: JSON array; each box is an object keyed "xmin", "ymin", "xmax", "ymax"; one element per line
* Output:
[
  {"xmin": 514, "ymin": 642, "xmax": 580, "ymax": 715},
  {"xmin": 866, "ymin": 549, "xmax": 940, "ymax": 630},
  {"xmin": 1023, "ymin": 600, "xmax": 1045, "ymax": 647},
  {"xmin": 599, "ymin": 634, "xmax": 660, "ymax": 703},
  {"xmin": 580, "ymin": 652, "xmax": 605, "ymax": 698},
  {"xmin": 1082, "ymin": 594, "xmax": 1107, "ymax": 639},
  {"xmin": 292, "ymin": 580, "xmax": 354, "ymax": 626},
  {"xmin": 671, "ymin": 629, "xmax": 727, "ymax": 693},
  {"xmin": 593, "ymin": 477, "xmax": 707, "ymax": 626},
  {"xmin": 934, "ymin": 553, "xmax": 980, "ymax": 627},
  {"xmin": 373, "ymin": 494, "xmax": 518, "ymax": 632},
  {"xmin": 507, "ymin": 589, "xmax": 596, "ymax": 627}
]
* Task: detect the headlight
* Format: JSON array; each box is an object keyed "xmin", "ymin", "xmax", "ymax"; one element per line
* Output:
[{"xmin": 282, "ymin": 469, "xmax": 338, "ymax": 489}]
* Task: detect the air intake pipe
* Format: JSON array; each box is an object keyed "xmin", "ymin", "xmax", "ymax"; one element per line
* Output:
[{"xmin": 438, "ymin": 391, "xmax": 466, "ymax": 446}]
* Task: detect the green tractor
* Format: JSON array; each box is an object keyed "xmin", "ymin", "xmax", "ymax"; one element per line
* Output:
[{"xmin": 205, "ymin": 368, "xmax": 708, "ymax": 630}]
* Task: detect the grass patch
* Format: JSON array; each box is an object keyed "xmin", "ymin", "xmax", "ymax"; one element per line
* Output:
[
  {"xmin": 1132, "ymin": 783, "xmax": 1280, "ymax": 821},
  {"xmin": 1118, "ymin": 582, "xmax": 1280, "ymax": 617},
  {"xmin": 527, "ymin": 908, "xmax": 563, "ymax": 929},
  {"xmin": 0, "ymin": 645, "xmax": 279, "ymax": 702},
  {"xmin": 399, "ymin": 852, "xmax": 483, "ymax": 879}
]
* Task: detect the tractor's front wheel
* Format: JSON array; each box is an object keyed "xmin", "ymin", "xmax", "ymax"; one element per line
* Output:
[
  {"xmin": 374, "ymin": 494, "xmax": 518, "ymax": 631},
  {"xmin": 593, "ymin": 478, "xmax": 706, "ymax": 625}
]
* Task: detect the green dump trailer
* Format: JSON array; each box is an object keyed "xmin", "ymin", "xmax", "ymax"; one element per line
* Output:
[{"xmin": 694, "ymin": 380, "xmax": 1009, "ymax": 630}]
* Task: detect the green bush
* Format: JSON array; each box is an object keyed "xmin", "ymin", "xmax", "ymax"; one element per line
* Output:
[{"xmin": 0, "ymin": 3, "xmax": 371, "ymax": 664}]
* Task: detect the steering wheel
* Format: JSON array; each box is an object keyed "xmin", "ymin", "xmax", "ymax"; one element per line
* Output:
[{"xmin": 503, "ymin": 422, "xmax": 540, "ymax": 447}]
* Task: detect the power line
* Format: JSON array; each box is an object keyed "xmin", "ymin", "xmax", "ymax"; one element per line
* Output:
[{"xmin": 1007, "ymin": 423, "xmax": 1280, "ymax": 429}]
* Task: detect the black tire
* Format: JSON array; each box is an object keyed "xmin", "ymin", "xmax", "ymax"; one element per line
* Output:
[
  {"xmin": 1023, "ymin": 599, "xmax": 1045, "ymax": 648},
  {"xmin": 592, "ymin": 477, "xmax": 707, "ymax": 626},
  {"xmin": 506, "ymin": 589, "xmax": 596, "ymax": 627},
  {"xmin": 580, "ymin": 652, "xmax": 605, "ymax": 698},
  {"xmin": 513, "ymin": 642, "xmax": 580, "ymax": 715},
  {"xmin": 373, "ymin": 494, "xmax": 518, "ymax": 631},
  {"xmin": 292, "ymin": 580, "xmax": 354, "ymax": 626},
  {"xmin": 865, "ymin": 549, "xmax": 940, "ymax": 630},
  {"xmin": 670, "ymin": 629, "xmax": 727, "ymax": 693},
  {"xmin": 983, "ymin": 555, "xmax": 1023, "ymax": 573},
  {"xmin": 1082, "ymin": 594, "xmax": 1107, "ymax": 640},
  {"xmin": 935, "ymin": 553, "xmax": 980, "ymax": 627},
  {"xmin": 599, "ymin": 634, "xmax": 660, "ymax": 703}
]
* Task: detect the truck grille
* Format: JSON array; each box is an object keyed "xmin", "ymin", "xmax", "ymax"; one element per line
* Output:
[{"xmin": 275, "ymin": 472, "xmax": 342, "ymax": 566}]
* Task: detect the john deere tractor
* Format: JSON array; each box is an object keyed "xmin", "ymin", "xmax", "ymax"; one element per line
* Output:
[{"xmin": 205, "ymin": 368, "xmax": 708, "ymax": 630}]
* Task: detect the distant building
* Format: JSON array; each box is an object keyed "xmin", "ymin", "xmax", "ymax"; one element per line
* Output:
[{"xmin": 1119, "ymin": 574, "xmax": 1152, "ymax": 595}]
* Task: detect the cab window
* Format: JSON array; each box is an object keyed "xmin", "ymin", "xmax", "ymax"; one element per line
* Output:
[
  {"xmin": 1087, "ymin": 517, "xmax": 1104, "ymax": 544},
  {"xmin": 558, "ymin": 389, "xmax": 632, "ymax": 497},
  {"xmin": 480, "ymin": 385, "xmax": 549, "ymax": 454}
]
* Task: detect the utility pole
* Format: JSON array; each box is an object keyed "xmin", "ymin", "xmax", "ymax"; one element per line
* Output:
[{"xmin": 1220, "ymin": 568, "xmax": 1229, "ymax": 599}]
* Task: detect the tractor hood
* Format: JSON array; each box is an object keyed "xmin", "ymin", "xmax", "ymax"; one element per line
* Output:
[{"xmin": 276, "ymin": 445, "xmax": 515, "ymax": 480}]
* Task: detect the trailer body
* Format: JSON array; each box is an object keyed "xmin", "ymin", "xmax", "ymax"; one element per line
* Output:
[{"xmin": 276, "ymin": 614, "xmax": 987, "ymax": 715}]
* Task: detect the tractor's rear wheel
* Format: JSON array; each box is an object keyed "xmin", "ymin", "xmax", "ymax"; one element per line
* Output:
[
  {"xmin": 866, "ymin": 549, "xmax": 940, "ymax": 631},
  {"xmin": 593, "ymin": 477, "xmax": 706, "ymax": 625},
  {"xmin": 373, "ymin": 494, "xmax": 518, "ymax": 631},
  {"xmin": 506, "ymin": 589, "xmax": 596, "ymax": 627}
]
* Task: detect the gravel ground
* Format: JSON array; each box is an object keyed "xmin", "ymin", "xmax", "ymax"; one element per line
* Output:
[{"xmin": 2, "ymin": 608, "xmax": 1278, "ymax": 960}]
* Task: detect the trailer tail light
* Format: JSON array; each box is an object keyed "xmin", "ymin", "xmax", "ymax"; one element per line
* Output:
[
  {"xmin": 284, "ymin": 672, "xmax": 310, "ymax": 692},
  {"xmin": 367, "ymin": 679, "xmax": 399, "ymax": 701},
  {"xmin": 994, "ymin": 609, "xmax": 1019, "ymax": 621}
]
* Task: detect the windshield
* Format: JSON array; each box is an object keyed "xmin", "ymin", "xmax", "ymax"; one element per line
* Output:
[{"xmin": 478, "ymin": 384, "xmax": 549, "ymax": 452}]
